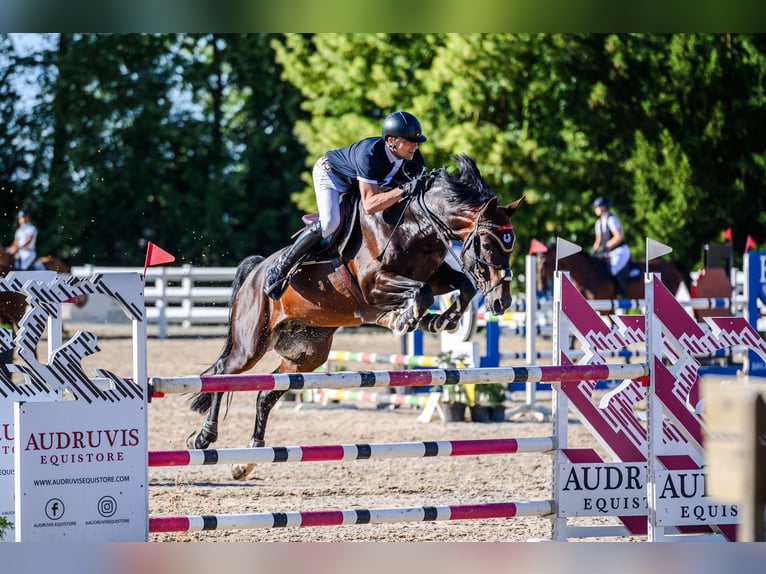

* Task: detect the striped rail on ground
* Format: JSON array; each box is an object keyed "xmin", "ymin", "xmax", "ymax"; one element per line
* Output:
[{"xmin": 149, "ymin": 501, "xmax": 554, "ymax": 533}]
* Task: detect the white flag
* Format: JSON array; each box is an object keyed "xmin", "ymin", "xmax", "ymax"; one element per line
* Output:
[
  {"xmin": 646, "ymin": 237, "xmax": 673, "ymax": 261},
  {"xmin": 556, "ymin": 237, "xmax": 582, "ymax": 263}
]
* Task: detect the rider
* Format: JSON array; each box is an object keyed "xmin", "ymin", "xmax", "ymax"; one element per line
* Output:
[
  {"xmin": 591, "ymin": 196, "xmax": 631, "ymax": 296},
  {"xmin": 264, "ymin": 111, "xmax": 429, "ymax": 299},
  {"xmin": 6, "ymin": 209, "xmax": 38, "ymax": 270}
]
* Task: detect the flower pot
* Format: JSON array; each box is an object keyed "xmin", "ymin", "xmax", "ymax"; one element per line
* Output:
[
  {"xmin": 442, "ymin": 402, "xmax": 467, "ymax": 422},
  {"xmin": 469, "ymin": 405, "xmax": 490, "ymax": 423},
  {"xmin": 489, "ymin": 405, "xmax": 506, "ymax": 422}
]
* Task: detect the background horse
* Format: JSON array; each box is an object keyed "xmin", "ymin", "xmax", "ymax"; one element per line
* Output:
[
  {"xmin": 188, "ymin": 154, "xmax": 525, "ymax": 480},
  {"xmin": 536, "ymin": 242, "xmax": 691, "ymax": 300},
  {"xmin": 0, "ymin": 249, "xmax": 88, "ymax": 336},
  {"xmin": 0, "ymin": 246, "xmax": 74, "ymax": 274}
]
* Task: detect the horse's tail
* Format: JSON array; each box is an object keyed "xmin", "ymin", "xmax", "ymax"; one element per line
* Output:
[{"xmin": 190, "ymin": 255, "xmax": 265, "ymax": 415}]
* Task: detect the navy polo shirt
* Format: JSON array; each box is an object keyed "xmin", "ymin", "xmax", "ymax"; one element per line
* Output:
[{"xmin": 325, "ymin": 137, "xmax": 425, "ymax": 189}]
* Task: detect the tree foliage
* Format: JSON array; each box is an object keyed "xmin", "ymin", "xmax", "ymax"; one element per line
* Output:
[{"xmin": 1, "ymin": 33, "xmax": 764, "ymax": 274}]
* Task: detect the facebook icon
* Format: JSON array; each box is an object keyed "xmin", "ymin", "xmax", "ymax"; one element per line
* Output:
[{"xmin": 45, "ymin": 498, "xmax": 65, "ymax": 520}]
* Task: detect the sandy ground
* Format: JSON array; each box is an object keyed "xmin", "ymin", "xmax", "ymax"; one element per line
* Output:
[{"xmin": 63, "ymin": 323, "xmax": 619, "ymax": 542}]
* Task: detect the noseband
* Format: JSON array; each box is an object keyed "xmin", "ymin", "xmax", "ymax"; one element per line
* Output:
[{"xmin": 462, "ymin": 219, "xmax": 515, "ymax": 294}]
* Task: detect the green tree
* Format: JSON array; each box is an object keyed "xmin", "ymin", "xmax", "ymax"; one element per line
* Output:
[
  {"xmin": 13, "ymin": 33, "xmax": 306, "ymax": 266},
  {"xmin": 5, "ymin": 34, "xmax": 766, "ymax": 272},
  {"xmin": 0, "ymin": 35, "xmax": 41, "ymax": 235}
]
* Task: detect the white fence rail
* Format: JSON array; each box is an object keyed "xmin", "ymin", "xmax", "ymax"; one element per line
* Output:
[
  {"xmin": 65, "ymin": 262, "xmax": 760, "ymax": 339},
  {"xmin": 70, "ymin": 265, "xmax": 237, "ymax": 337}
]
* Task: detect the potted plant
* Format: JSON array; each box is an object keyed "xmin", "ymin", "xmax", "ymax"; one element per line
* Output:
[
  {"xmin": 436, "ymin": 351, "xmax": 470, "ymax": 422},
  {"xmin": 470, "ymin": 383, "xmax": 507, "ymax": 422}
]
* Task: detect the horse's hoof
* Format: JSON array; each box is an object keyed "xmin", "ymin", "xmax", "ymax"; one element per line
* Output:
[
  {"xmin": 445, "ymin": 321, "xmax": 460, "ymax": 334},
  {"xmin": 394, "ymin": 313, "xmax": 418, "ymax": 334},
  {"xmin": 186, "ymin": 430, "xmax": 204, "ymax": 449},
  {"xmin": 231, "ymin": 463, "xmax": 255, "ymax": 481},
  {"xmin": 186, "ymin": 429, "xmax": 214, "ymax": 450}
]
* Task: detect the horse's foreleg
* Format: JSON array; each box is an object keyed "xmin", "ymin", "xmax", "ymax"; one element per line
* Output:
[
  {"xmin": 230, "ymin": 389, "xmax": 287, "ymax": 481},
  {"xmin": 367, "ymin": 272, "xmax": 433, "ymax": 334},
  {"xmin": 418, "ymin": 265, "xmax": 476, "ymax": 333}
]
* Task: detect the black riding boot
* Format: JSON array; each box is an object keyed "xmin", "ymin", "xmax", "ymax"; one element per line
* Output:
[
  {"xmin": 615, "ymin": 269, "xmax": 628, "ymax": 298},
  {"xmin": 264, "ymin": 221, "xmax": 323, "ymax": 300}
]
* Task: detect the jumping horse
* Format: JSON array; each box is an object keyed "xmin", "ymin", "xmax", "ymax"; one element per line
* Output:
[
  {"xmin": 188, "ymin": 154, "xmax": 525, "ymax": 480},
  {"xmin": 536, "ymin": 242, "xmax": 691, "ymax": 300}
]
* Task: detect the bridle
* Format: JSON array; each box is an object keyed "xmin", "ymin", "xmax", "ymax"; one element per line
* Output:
[{"xmin": 415, "ymin": 191, "xmax": 515, "ymax": 296}]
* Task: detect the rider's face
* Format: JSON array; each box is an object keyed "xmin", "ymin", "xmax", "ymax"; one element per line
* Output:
[{"xmin": 390, "ymin": 137, "xmax": 418, "ymax": 160}]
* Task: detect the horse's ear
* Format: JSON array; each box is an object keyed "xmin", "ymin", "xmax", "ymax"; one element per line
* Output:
[
  {"xmin": 504, "ymin": 195, "xmax": 525, "ymax": 215},
  {"xmin": 480, "ymin": 196, "xmax": 498, "ymax": 216}
]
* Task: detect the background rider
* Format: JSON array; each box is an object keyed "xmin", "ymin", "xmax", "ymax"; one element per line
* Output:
[
  {"xmin": 591, "ymin": 196, "xmax": 631, "ymax": 296},
  {"xmin": 6, "ymin": 209, "xmax": 38, "ymax": 270}
]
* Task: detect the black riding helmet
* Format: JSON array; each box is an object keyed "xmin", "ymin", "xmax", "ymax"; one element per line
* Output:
[
  {"xmin": 592, "ymin": 196, "xmax": 611, "ymax": 209},
  {"xmin": 382, "ymin": 111, "xmax": 427, "ymax": 143}
]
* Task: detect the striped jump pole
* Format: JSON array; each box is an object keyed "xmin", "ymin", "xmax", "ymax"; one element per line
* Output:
[
  {"xmin": 149, "ymin": 500, "xmax": 555, "ymax": 533},
  {"xmin": 148, "ymin": 436, "xmax": 555, "ymax": 467},
  {"xmin": 150, "ymin": 363, "xmax": 649, "ymax": 396}
]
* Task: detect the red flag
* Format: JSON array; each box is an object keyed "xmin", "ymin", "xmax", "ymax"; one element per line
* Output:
[
  {"xmin": 745, "ymin": 235, "xmax": 757, "ymax": 253},
  {"xmin": 528, "ymin": 238, "xmax": 548, "ymax": 255},
  {"xmin": 143, "ymin": 242, "xmax": 175, "ymax": 277},
  {"xmin": 722, "ymin": 228, "xmax": 733, "ymax": 242}
]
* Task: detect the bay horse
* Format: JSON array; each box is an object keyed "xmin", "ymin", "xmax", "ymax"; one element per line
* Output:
[
  {"xmin": 188, "ymin": 154, "xmax": 525, "ymax": 480},
  {"xmin": 536, "ymin": 242, "xmax": 691, "ymax": 300}
]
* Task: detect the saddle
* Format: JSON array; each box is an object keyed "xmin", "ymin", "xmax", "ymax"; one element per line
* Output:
[{"xmin": 292, "ymin": 195, "xmax": 363, "ymax": 263}]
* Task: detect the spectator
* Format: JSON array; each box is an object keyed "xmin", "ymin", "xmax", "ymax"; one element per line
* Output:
[{"xmin": 6, "ymin": 209, "xmax": 38, "ymax": 270}]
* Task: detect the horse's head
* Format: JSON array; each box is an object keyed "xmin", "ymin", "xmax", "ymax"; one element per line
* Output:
[{"xmin": 462, "ymin": 195, "xmax": 525, "ymax": 315}]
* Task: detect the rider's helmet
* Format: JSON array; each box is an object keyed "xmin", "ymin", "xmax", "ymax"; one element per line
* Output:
[
  {"xmin": 592, "ymin": 196, "xmax": 611, "ymax": 209},
  {"xmin": 18, "ymin": 209, "xmax": 31, "ymax": 218},
  {"xmin": 382, "ymin": 111, "xmax": 427, "ymax": 143}
]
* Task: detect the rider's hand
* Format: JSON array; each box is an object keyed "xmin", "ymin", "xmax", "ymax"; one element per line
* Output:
[{"xmin": 400, "ymin": 177, "xmax": 425, "ymax": 199}]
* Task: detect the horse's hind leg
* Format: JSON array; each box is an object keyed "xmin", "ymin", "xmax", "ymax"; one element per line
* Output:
[
  {"xmin": 186, "ymin": 391, "xmax": 225, "ymax": 449},
  {"xmin": 230, "ymin": 324, "xmax": 337, "ymax": 481},
  {"xmin": 229, "ymin": 387, "xmax": 286, "ymax": 481}
]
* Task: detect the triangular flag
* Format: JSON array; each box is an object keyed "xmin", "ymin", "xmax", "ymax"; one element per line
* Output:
[
  {"xmin": 143, "ymin": 241, "xmax": 175, "ymax": 277},
  {"xmin": 556, "ymin": 237, "xmax": 582, "ymax": 263},
  {"xmin": 528, "ymin": 238, "xmax": 548, "ymax": 255},
  {"xmin": 646, "ymin": 238, "xmax": 673, "ymax": 276},
  {"xmin": 722, "ymin": 228, "xmax": 733, "ymax": 242},
  {"xmin": 745, "ymin": 235, "xmax": 757, "ymax": 253}
]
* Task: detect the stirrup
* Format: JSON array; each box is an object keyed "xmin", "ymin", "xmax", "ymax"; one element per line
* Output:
[{"xmin": 264, "ymin": 271, "xmax": 289, "ymax": 300}]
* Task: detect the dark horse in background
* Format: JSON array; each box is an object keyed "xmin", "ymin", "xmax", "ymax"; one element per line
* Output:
[
  {"xmin": 0, "ymin": 247, "xmax": 88, "ymax": 336},
  {"xmin": 536, "ymin": 242, "xmax": 691, "ymax": 301},
  {"xmin": 188, "ymin": 154, "xmax": 525, "ymax": 480}
]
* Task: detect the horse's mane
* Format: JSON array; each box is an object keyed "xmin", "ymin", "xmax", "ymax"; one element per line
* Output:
[{"xmin": 430, "ymin": 154, "xmax": 494, "ymax": 208}]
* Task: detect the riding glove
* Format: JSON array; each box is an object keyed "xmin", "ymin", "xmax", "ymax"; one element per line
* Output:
[{"xmin": 400, "ymin": 177, "xmax": 426, "ymax": 199}]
